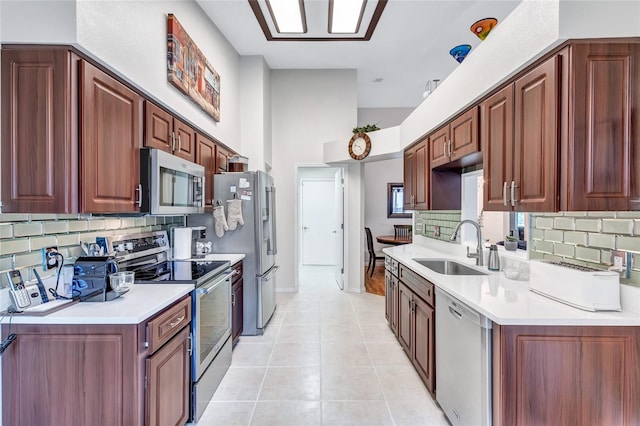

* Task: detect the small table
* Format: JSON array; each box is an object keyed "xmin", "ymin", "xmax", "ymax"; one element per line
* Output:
[{"xmin": 376, "ymin": 235, "xmax": 412, "ymax": 246}]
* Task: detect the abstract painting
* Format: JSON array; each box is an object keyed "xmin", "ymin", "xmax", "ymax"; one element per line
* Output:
[{"xmin": 167, "ymin": 14, "xmax": 220, "ymax": 122}]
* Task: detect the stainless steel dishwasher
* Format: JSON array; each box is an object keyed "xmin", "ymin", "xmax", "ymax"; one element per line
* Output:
[{"xmin": 435, "ymin": 288, "xmax": 492, "ymax": 426}]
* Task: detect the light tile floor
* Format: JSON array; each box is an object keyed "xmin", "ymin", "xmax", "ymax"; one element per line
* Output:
[{"xmin": 195, "ymin": 266, "xmax": 449, "ymax": 426}]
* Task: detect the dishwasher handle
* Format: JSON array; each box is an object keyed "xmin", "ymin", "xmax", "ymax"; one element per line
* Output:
[{"xmin": 448, "ymin": 305, "xmax": 463, "ymax": 320}]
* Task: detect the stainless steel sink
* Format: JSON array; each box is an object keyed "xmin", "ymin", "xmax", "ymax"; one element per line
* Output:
[{"xmin": 413, "ymin": 259, "xmax": 488, "ymax": 276}]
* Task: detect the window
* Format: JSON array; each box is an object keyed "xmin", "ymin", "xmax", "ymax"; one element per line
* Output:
[{"xmin": 387, "ymin": 183, "xmax": 411, "ymax": 218}]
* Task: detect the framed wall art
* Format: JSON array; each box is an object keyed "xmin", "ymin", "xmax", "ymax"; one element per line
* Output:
[{"xmin": 167, "ymin": 13, "xmax": 221, "ymax": 122}]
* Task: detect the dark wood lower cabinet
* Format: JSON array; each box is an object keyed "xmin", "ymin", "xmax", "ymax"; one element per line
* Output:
[
  {"xmin": 1, "ymin": 296, "xmax": 191, "ymax": 426},
  {"xmin": 145, "ymin": 327, "xmax": 190, "ymax": 426},
  {"xmin": 231, "ymin": 261, "xmax": 244, "ymax": 348},
  {"xmin": 384, "ymin": 269, "xmax": 399, "ymax": 336},
  {"xmin": 396, "ymin": 279, "xmax": 435, "ymax": 396},
  {"xmin": 493, "ymin": 325, "xmax": 640, "ymax": 426}
]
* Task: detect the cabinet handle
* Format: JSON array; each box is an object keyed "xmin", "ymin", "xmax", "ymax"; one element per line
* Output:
[
  {"xmin": 231, "ymin": 293, "xmax": 235, "ymax": 306},
  {"xmin": 443, "ymin": 142, "xmax": 447, "ymax": 159},
  {"xmin": 134, "ymin": 184, "xmax": 142, "ymax": 208},
  {"xmin": 511, "ymin": 181, "xmax": 517, "ymax": 207},
  {"xmin": 177, "ymin": 134, "xmax": 182, "ymax": 152},
  {"xmin": 169, "ymin": 315, "xmax": 185, "ymax": 328},
  {"xmin": 170, "ymin": 132, "xmax": 176, "ymax": 151},
  {"xmin": 503, "ymin": 181, "xmax": 508, "ymax": 206},
  {"xmin": 448, "ymin": 140, "xmax": 453, "ymax": 157}
]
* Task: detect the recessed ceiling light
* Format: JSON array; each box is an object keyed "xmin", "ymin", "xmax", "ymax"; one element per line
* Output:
[
  {"xmin": 329, "ymin": 0, "xmax": 367, "ymax": 34},
  {"xmin": 266, "ymin": 0, "xmax": 307, "ymax": 33}
]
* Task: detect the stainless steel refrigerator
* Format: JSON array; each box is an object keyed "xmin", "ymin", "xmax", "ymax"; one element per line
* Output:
[{"xmin": 188, "ymin": 170, "xmax": 278, "ymax": 335}]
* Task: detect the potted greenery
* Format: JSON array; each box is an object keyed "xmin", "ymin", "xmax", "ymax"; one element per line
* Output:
[{"xmin": 504, "ymin": 235, "xmax": 518, "ymax": 251}]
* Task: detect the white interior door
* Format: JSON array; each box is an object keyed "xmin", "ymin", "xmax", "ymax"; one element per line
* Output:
[
  {"xmin": 301, "ymin": 179, "xmax": 335, "ymax": 265},
  {"xmin": 333, "ymin": 169, "xmax": 344, "ymax": 289}
]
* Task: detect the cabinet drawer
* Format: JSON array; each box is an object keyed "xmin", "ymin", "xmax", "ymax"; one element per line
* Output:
[
  {"xmin": 146, "ymin": 296, "xmax": 191, "ymax": 354},
  {"xmin": 398, "ymin": 264, "xmax": 434, "ymax": 307},
  {"xmin": 231, "ymin": 261, "xmax": 243, "ymax": 284}
]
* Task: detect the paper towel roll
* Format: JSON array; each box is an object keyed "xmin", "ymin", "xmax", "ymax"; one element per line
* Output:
[{"xmin": 173, "ymin": 227, "xmax": 192, "ymax": 259}]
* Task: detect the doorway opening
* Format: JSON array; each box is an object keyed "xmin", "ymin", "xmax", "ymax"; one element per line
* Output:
[{"xmin": 296, "ymin": 165, "xmax": 345, "ymax": 291}]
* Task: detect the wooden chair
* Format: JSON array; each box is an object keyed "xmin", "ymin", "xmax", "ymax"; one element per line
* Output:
[
  {"xmin": 394, "ymin": 224, "xmax": 412, "ymax": 239},
  {"xmin": 365, "ymin": 227, "xmax": 385, "ymax": 277}
]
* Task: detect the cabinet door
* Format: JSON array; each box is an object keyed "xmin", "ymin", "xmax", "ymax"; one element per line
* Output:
[
  {"xmin": 1, "ymin": 49, "xmax": 78, "ymax": 213},
  {"xmin": 564, "ymin": 43, "xmax": 640, "ymax": 211},
  {"xmin": 196, "ymin": 134, "xmax": 216, "ymax": 210},
  {"xmin": 430, "ymin": 125, "xmax": 450, "ymax": 168},
  {"xmin": 481, "ymin": 85, "xmax": 514, "ymax": 212},
  {"xmin": 412, "ymin": 296, "xmax": 435, "ymax": 395},
  {"xmin": 414, "ymin": 140, "xmax": 429, "ymax": 209},
  {"xmin": 144, "ymin": 101, "xmax": 173, "ymax": 153},
  {"xmin": 216, "ymin": 145, "xmax": 230, "ymax": 173},
  {"xmin": 398, "ymin": 282, "xmax": 413, "ymax": 356},
  {"xmin": 173, "ymin": 117, "xmax": 196, "ymax": 162},
  {"xmin": 146, "ymin": 326, "xmax": 190, "ymax": 426},
  {"xmin": 80, "ymin": 61, "xmax": 143, "ymax": 213},
  {"xmin": 403, "ymin": 147, "xmax": 415, "ymax": 209},
  {"xmin": 450, "ymin": 107, "xmax": 479, "ymax": 161},
  {"xmin": 389, "ymin": 274, "xmax": 399, "ymax": 336},
  {"xmin": 232, "ymin": 280, "xmax": 244, "ymax": 348},
  {"xmin": 494, "ymin": 325, "xmax": 640, "ymax": 426},
  {"xmin": 513, "ymin": 56, "xmax": 559, "ymax": 212}
]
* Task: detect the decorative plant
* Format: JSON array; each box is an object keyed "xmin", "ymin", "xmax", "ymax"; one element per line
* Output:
[
  {"xmin": 352, "ymin": 124, "xmax": 380, "ymax": 134},
  {"xmin": 505, "ymin": 234, "xmax": 517, "ymax": 242}
]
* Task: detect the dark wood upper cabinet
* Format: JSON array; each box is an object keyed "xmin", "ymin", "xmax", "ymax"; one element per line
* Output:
[
  {"xmin": 482, "ymin": 55, "xmax": 559, "ymax": 212},
  {"xmin": 403, "ymin": 139, "xmax": 429, "ymax": 210},
  {"xmin": 1, "ymin": 48, "xmax": 79, "ymax": 213},
  {"xmin": 144, "ymin": 101, "xmax": 196, "ymax": 162},
  {"xmin": 195, "ymin": 133, "xmax": 216, "ymax": 210},
  {"xmin": 80, "ymin": 60, "xmax": 143, "ymax": 213},
  {"xmin": 482, "ymin": 85, "xmax": 514, "ymax": 212},
  {"xmin": 513, "ymin": 54, "xmax": 559, "ymax": 212},
  {"xmin": 216, "ymin": 144, "xmax": 231, "ymax": 173},
  {"xmin": 561, "ymin": 42, "xmax": 640, "ymax": 211},
  {"xmin": 430, "ymin": 107, "xmax": 480, "ymax": 169}
]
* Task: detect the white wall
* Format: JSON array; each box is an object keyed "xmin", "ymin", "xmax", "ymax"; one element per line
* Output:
[
  {"xmin": 1, "ymin": 0, "xmax": 77, "ymax": 43},
  {"xmin": 270, "ymin": 69, "xmax": 358, "ymax": 292},
  {"xmin": 240, "ymin": 56, "xmax": 272, "ymax": 171},
  {"xmin": 364, "ymin": 158, "xmax": 411, "ymax": 255},
  {"xmin": 358, "ymin": 107, "xmax": 413, "ymax": 129}
]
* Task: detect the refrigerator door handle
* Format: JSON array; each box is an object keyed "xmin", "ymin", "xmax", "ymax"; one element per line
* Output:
[
  {"xmin": 262, "ymin": 265, "xmax": 279, "ymax": 281},
  {"xmin": 266, "ymin": 186, "xmax": 277, "ymax": 255}
]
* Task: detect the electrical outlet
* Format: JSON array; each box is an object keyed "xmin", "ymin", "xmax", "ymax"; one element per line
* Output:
[
  {"xmin": 610, "ymin": 250, "xmax": 631, "ymax": 279},
  {"xmin": 42, "ymin": 246, "xmax": 59, "ymax": 270},
  {"xmin": 434, "ymin": 225, "xmax": 441, "ymax": 237}
]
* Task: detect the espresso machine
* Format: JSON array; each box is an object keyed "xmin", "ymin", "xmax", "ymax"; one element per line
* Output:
[{"xmin": 73, "ymin": 256, "xmax": 122, "ymax": 302}]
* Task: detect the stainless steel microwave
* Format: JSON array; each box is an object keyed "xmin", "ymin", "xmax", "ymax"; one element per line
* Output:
[{"xmin": 140, "ymin": 148, "xmax": 205, "ymax": 215}]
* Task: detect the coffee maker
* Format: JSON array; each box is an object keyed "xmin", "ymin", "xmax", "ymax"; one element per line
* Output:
[{"xmin": 73, "ymin": 256, "xmax": 123, "ymax": 302}]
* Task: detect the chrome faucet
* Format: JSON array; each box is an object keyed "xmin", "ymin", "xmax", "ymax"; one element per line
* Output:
[{"xmin": 450, "ymin": 220, "xmax": 484, "ymax": 266}]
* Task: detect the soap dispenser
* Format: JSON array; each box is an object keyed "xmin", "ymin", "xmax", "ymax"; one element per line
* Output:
[{"xmin": 488, "ymin": 244, "xmax": 500, "ymax": 271}]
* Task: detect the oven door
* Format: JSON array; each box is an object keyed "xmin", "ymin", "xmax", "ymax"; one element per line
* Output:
[{"xmin": 191, "ymin": 271, "xmax": 232, "ymax": 381}]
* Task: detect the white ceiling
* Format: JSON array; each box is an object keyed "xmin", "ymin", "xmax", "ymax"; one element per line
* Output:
[{"xmin": 197, "ymin": 0, "xmax": 522, "ymax": 109}]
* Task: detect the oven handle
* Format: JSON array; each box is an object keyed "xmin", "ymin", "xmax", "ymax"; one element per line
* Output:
[{"xmin": 196, "ymin": 270, "xmax": 235, "ymax": 295}]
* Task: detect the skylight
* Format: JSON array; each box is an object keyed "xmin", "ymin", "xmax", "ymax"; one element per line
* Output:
[
  {"xmin": 329, "ymin": 0, "xmax": 367, "ymax": 34},
  {"xmin": 266, "ymin": 0, "xmax": 307, "ymax": 33}
]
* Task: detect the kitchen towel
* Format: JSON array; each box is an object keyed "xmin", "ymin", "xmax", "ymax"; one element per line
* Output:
[{"xmin": 173, "ymin": 227, "xmax": 192, "ymax": 259}]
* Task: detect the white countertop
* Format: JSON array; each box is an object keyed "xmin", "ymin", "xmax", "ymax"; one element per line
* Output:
[
  {"xmin": 2, "ymin": 284, "xmax": 193, "ymax": 325},
  {"xmin": 384, "ymin": 242, "xmax": 640, "ymax": 326}
]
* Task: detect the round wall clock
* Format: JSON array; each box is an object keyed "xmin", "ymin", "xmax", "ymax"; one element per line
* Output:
[{"xmin": 348, "ymin": 132, "xmax": 372, "ymax": 160}]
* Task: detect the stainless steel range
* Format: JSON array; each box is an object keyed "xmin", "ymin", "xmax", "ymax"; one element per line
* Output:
[{"xmin": 96, "ymin": 231, "xmax": 234, "ymax": 422}]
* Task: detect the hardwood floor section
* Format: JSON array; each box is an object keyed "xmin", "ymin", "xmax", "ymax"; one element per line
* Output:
[{"xmin": 364, "ymin": 265, "xmax": 385, "ymax": 296}]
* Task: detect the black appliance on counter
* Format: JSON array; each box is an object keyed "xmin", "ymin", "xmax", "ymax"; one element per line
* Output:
[
  {"xmin": 72, "ymin": 256, "xmax": 123, "ymax": 302},
  {"xmin": 96, "ymin": 230, "xmax": 233, "ymax": 422}
]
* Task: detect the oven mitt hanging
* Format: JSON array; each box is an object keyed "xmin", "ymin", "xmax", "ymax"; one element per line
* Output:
[
  {"xmin": 227, "ymin": 199, "xmax": 244, "ymax": 230},
  {"xmin": 213, "ymin": 205, "xmax": 229, "ymax": 237}
]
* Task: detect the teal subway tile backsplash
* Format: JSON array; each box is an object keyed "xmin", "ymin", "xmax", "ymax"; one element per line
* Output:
[
  {"xmin": 0, "ymin": 213, "xmax": 185, "ymax": 286},
  {"xmin": 415, "ymin": 210, "xmax": 462, "ymax": 242},
  {"xmin": 530, "ymin": 212, "xmax": 640, "ymax": 287}
]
